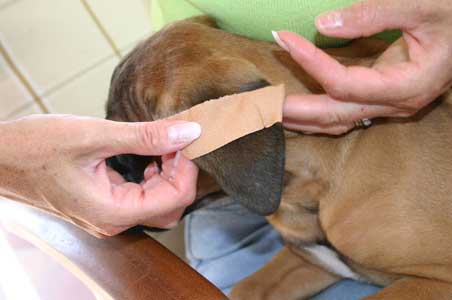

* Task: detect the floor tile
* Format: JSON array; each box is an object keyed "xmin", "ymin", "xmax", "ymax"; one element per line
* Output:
[
  {"xmin": 0, "ymin": 53, "xmax": 33, "ymax": 120},
  {"xmin": 46, "ymin": 56, "xmax": 119, "ymax": 118},
  {"xmin": 0, "ymin": 0, "xmax": 113, "ymax": 95},
  {"xmin": 86, "ymin": 0, "xmax": 152, "ymax": 50}
]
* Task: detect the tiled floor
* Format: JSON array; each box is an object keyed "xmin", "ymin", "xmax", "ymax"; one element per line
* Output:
[{"xmin": 1, "ymin": 1, "xmax": 187, "ymax": 298}]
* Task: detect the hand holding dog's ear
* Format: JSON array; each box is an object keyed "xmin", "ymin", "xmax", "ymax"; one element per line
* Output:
[
  {"xmin": 0, "ymin": 115, "xmax": 201, "ymax": 237},
  {"xmin": 275, "ymin": 0, "xmax": 452, "ymax": 135}
]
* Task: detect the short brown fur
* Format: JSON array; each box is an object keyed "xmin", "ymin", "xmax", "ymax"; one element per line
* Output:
[{"xmin": 106, "ymin": 17, "xmax": 452, "ymax": 300}]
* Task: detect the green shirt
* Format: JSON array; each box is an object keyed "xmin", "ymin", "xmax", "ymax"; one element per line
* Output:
[{"xmin": 151, "ymin": 0, "xmax": 400, "ymax": 48}]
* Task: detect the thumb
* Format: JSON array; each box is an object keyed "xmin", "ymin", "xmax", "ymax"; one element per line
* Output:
[
  {"xmin": 98, "ymin": 119, "xmax": 202, "ymax": 157},
  {"xmin": 315, "ymin": 0, "xmax": 420, "ymax": 39}
]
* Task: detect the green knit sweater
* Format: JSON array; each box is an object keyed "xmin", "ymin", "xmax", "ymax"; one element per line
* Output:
[{"xmin": 150, "ymin": 0, "xmax": 400, "ymax": 48}]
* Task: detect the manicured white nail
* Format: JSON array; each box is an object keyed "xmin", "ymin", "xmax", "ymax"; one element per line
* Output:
[
  {"xmin": 272, "ymin": 30, "xmax": 290, "ymax": 51},
  {"xmin": 168, "ymin": 122, "xmax": 201, "ymax": 144},
  {"xmin": 316, "ymin": 11, "xmax": 343, "ymax": 29}
]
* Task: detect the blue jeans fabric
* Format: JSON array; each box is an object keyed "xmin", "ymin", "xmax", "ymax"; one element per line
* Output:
[{"xmin": 185, "ymin": 196, "xmax": 381, "ymax": 299}]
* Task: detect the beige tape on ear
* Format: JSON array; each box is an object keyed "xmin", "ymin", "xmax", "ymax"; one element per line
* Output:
[{"xmin": 166, "ymin": 84, "xmax": 285, "ymax": 159}]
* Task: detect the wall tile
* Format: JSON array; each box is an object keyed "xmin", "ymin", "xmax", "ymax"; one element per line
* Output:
[
  {"xmin": 46, "ymin": 56, "xmax": 119, "ymax": 118},
  {"xmin": 0, "ymin": 54, "xmax": 33, "ymax": 120},
  {"xmin": 120, "ymin": 38, "xmax": 146, "ymax": 58},
  {"xmin": 0, "ymin": 0, "xmax": 16, "ymax": 8},
  {"xmin": 0, "ymin": 0, "xmax": 113, "ymax": 95},
  {"xmin": 86, "ymin": 0, "xmax": 151, "ymax": 50},
  {"xmin": 5, "ymin": 103, "xmax": 42, "ymax": 121}
]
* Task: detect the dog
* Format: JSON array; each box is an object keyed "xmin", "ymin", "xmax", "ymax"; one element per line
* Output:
[{"xmin": 106, "ymin": 16, "xmax": 452, "ymax": 300}]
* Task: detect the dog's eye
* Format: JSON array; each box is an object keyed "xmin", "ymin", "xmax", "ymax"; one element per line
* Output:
[
  {"xmin": 238, "ymin": 79, "xmax": 270, "ymax": 93},
  {"xmin": 188, "ymin": 78, "xmax": 271, "ymax": 107}
]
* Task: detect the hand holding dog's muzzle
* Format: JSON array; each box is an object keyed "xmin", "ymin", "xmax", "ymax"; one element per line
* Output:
[{"xmin": 0, "ymin": 115, "xmax": 201, "ymax": 237}]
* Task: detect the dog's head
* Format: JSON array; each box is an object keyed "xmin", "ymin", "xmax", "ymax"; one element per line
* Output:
[{"xmin": 106, "ymin": 16, "xmax": 285, "ymax": 217}]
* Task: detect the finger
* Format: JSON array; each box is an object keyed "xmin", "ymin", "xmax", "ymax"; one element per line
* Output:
[
  {"xmin": 141, "ymin": 207, "xmax": 185, "ymax": 229},
  {"xmin": 96, "ymin": 119, "xmax": 201, "ymax": 157},
  {"xmin": 283, "ymin": 121, "xmax": 354, "ymax": 135},
  {"xmin": 315, "ymin": 0, "xmax": 425, "ymax": 38},
  {"xmin": 283, "ymin": 93, "xmax": 396, "ymax": 126},
  {"xmin": 275, "ymin": 31, "xmax": 417, "ymax": 103},
  {"xmin": 144, "ymin": 153, "xmax": 198, "ymax": 213},
  {"xmin": 111, "ymin": 153, "xmax": 198, "ymax": 223},
  {"xmin": 160, "ymin": 151, "xmax": 182, "ymax": 181},
  {"xmin": 106, "ymin": 166, "xmax": 127, "ymax": 185},
  {"xmin": 140, "ymin": 153, "xmax": 178, "ymax": 190},
  {"xmin": 143, "ymin": 162, "xmax": 160, "ymax": 181}
]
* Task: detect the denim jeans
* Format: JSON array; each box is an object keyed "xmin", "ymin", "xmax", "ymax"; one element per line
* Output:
[{"xmin": 185, "ymin": 196, "xmax": 381, "ymax": 299}]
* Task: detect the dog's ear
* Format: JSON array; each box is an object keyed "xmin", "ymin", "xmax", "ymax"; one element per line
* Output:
[
  {"xmin": 190, "ymin": 77, "xmax": 285, "ymax": 216},
  {"xmin": 106, "ymin": 27, "xmax": 285, "ymax": 215},
  {"xmin": 194, "ymin": 123, "xmax": 284, "ymax": 215},
  {"xmin": 180, "ymin": 57, "xmax": 285, "ymax": 216}
]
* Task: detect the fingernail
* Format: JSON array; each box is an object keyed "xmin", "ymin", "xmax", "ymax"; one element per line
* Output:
[
  {"xmin": 272, "ymin": 31, "xmax": 290, "ymax": 52},
  {"xmin": 144, "ymin": 162, "xmax": 160, "ymax": 180},
  {"xmin": 168, "ymin": 122, "xmax": 201, "ymax": 144},
  {"xmin": 316, "ymin": 11, "xmax": 343, "ymax": 29},
  {"xmin": 169, "ymin": 151, "xmax": 182, "ymax": 180}
]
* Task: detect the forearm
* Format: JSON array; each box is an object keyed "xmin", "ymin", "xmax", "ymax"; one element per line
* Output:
[
  {"xmin": 0, "ymin": 121, "xmax": 48, "ymax": 209},
  {"xmin": 0, "ymin": 114, "xmax": 201, "ymax": 236},
  {"xmin": 0, "ymin": 121, "xmax": 16, "ymax": 196}
]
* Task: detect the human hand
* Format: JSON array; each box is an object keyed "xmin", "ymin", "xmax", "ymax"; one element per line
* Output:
[
  {"xmin": 0, "ymin": 115, "xmax": 201, "ymax": 237},
  {"xmin": 273, "ymin": 0, "xmax": 452, "ymax": 134}
]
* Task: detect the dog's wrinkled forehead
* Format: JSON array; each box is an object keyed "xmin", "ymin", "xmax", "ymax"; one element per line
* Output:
[
  {"xmin": 106, "ymin": 17, "xmax": 268, "ymax": 123},
  {"xmin": 106, "ymin": 34, "xmax": 185, "ymax": 121},
  {"xmin": 107, "ymin": 20, "xmax": 224, "ymax": 122}
]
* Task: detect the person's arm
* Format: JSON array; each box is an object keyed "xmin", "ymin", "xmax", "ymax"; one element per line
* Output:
[
  {"xmin": 0, "ymin": 121, "xmax": 36, "ymax": 206},
  {"xmin": 0, "ymin": 115, "xmax": 201, "ymax": 237},
  {"xmin": 274, "ymin": 0, "xmax": 452, "ymax": 134}
]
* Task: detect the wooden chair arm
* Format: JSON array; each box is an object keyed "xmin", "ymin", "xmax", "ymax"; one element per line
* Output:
[{"xmin": 0, "ymin": 201, "xmax": 228, "ymax": 300}]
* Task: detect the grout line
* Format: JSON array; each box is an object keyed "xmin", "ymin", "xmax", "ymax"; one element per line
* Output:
[
  {"xmin": 43, "ymin": 35, "xmax": 149, "ymax": 98},
  {"xmin": 3, "ymin": 102, "xmax": 39, "ymax": 120},
  {"xmin": 43, "ymin": 53, "xmax": 117, "ymax": 97},
  {"xmin": 0, "ymin": 41, "xmax": 49, "ymax": 113},
  {"xmin": 80, "ymin": 0, "xmax": 122, "ymax": 60},
  {"xmin": 0, "ymin": 0, "xmax": 19, "ymax": 11}
]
